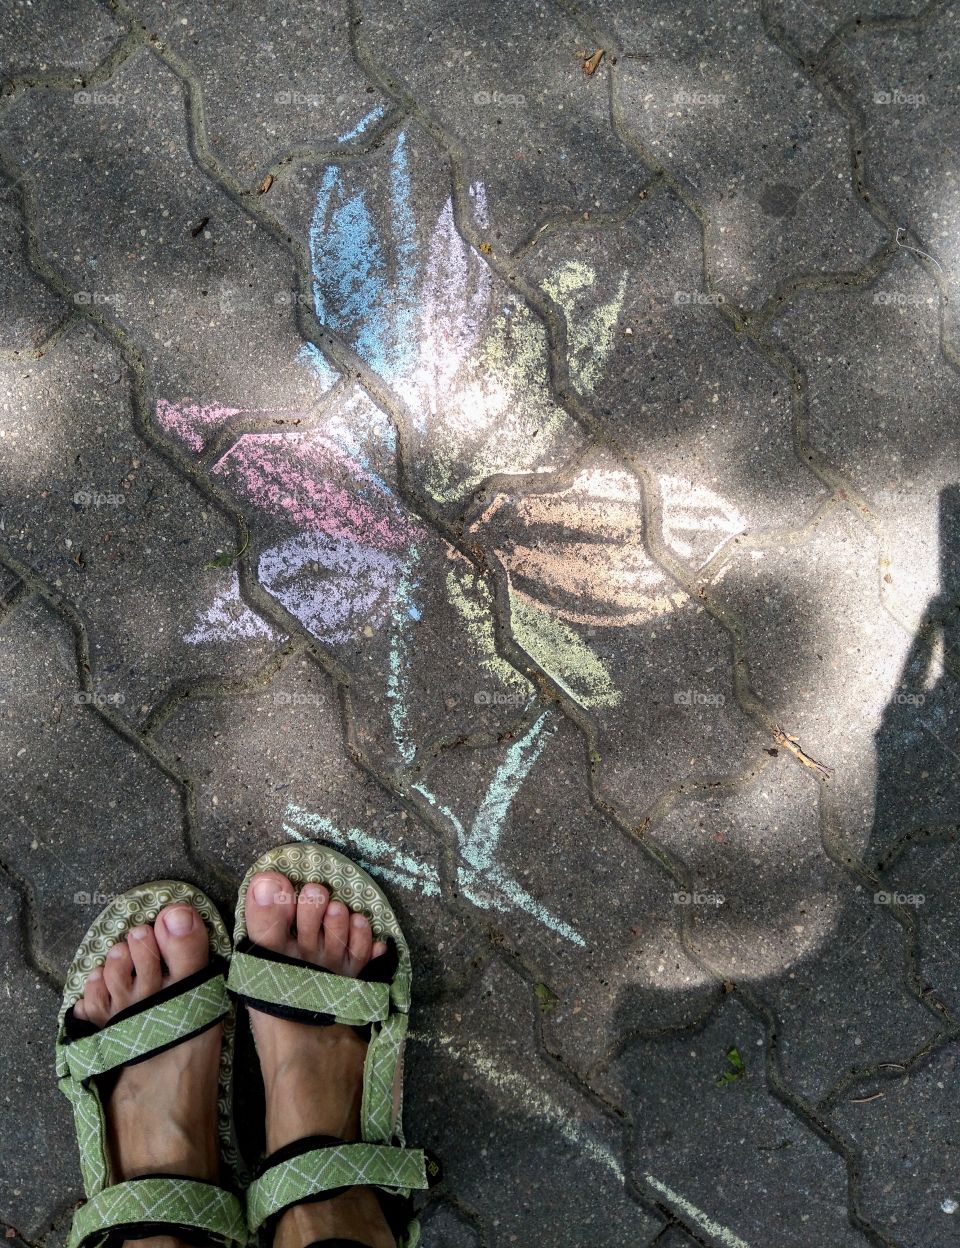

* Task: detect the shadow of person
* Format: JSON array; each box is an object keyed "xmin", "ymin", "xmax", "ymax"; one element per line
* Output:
[{"xmin": 871, "ymin": 482, "xmax": 960, "ymax": 876}]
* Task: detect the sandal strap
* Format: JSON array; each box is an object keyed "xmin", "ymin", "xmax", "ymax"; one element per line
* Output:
[
  {"xmin": 362, "ymin": 1012, "xmax": 408, "ymax": 1142},
  {"xmin": 68, "ymin": 1176, "xmax": 246, "ymax": 1248},
  {"xmin": 63, "ymin": 971, "xmax": 231, "ymax": 1082},
  {"xmin": 227, "ymin": 949, "xmax": 389, "ymax": 1026},
  {"xmin": 246, "ymin": 1141, "xmax": 429, "ymax": 1232}
]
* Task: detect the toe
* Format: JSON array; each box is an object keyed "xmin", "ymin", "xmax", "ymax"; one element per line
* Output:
[
  {"xmin": 344, "ymin": 912, "xmax": 373, "ymax": 976},
  {"xmin": 246, "ymin": 871, "xmax": 297, "ymax": 955},
  {"xmin": 295, "ymin": 883, "xmax": 328, "ymax": 956},
  {"xmin": 104, "ymin": 941, "xmax": 136, "ymax": 1011},
  {"xmin": 79, "ymin": 967, "xmax": 110, "ymax": 1026},
  {"xmin": 128, "ymin": 924, "xmax": 163, "ymax": 1000},
  {"xmin": 372, "ymin": 939, "xmax": 388, "ymax": 960},
  {"xmin": 155, "ymin": 904, "xmax": 209, "ymax": 983},
  {"xmin": 320, "ymin": 900, "xmax": 350, "ymax": 973}
]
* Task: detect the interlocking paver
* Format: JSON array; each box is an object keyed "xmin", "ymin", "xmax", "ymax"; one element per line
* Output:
[
  {"xmin": 828, "ymin": 1041, "xmax": 960, "ymax": 1247},
  {"xmin": 0, "ymin": 50, "xmax": 330, "ymax": 411},
  {"xmin": 0, "ymin": 0, "xmax": 126, "ymax": 82},
  {"xmin": 767, "ymin": 238, "xmax": 960, "ymax": 639},
  {"xmin": 1, "ymin": 0, "xmax": 958, "ymax": 1240},
  {"xmin": 608, "ymin": 996, "xmax": 865, "ymax": 1248},
  {"xmin": 0, "ymin": 596, "xmax": 196, "ymax": 970},
  {"xmin": 264, "ymin": 120, "xmax": 590, "ymax": 514},
  {"xmin": 824, "ymin": 6, "xmax": 960, "ymax": 336},
  {"xmin": 407, "ymin": 959, "xmax": 662, "ymax": 1247},
  {"xmin": 418, "ymin": 1201, "xmax": 480, "ymax": 1248},
  {"xmin": 587, "ymin": 0, "xmax": 883, "ymax": 310},
  {"xmin": 154, "ymin": 655, "xmax": 485, "ymax": 995},
  {"xmin": 519, "ymin": 186, "xmax": 825, "ymax": 536},
  {"xmin": 0, "ymin": 324, "xmax": 286, "ymax": 720},
  {"xmin": 471, "ymin": 449, "xmax": 764, "ymax": 819},
  {"xmin": 0, "ymin": 193, "xmax": 65, "ymax": 355},
  {"xmin": 713, "ymin": 505, "xmax": 928, "ymax": 868},
  {"xmin": 132, "ymin": 0, "xmax": 391, "ymax": 187},
  {"xmin": 164, "ymin": 380, "xmax": 541, "ymax": 776},
  {"xmin": 882, "ymin": 837, "xmax": 960, "ymax": 1022},
  {"xmin": 412, "ymin": 713, "xmax": 713, "ymax": 1075},
  {"xmin": 763, "ymin": 259, "xmax": 960, "ymax": 868},
  {"xmin": 0, "ymin": 872, "xmax": 76, "ymax": 1240},
  {"xmin": 355, "ymin": 0, "xmax": 649, "ymax": 252},
  {"xmin": 766, "ymin": 0, "xmax": 928, "ymax": 66},
  {"xmin": 650, "ymin": 753, "xmax": 936, "ymax": 1102}
]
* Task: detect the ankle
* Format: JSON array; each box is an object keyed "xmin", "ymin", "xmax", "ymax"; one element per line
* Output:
[{"xmin": 273, "ymin": 1190, "xmax": 394, "ymax": 1248}]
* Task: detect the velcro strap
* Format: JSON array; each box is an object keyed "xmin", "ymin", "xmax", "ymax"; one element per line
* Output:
[
  {"xmin": 228, "ymin": 950, "xmax": 389, "ymax": 1025},
  {"xmin": 246, "ymin": 1142, "xmax": 429, "ymax": 1232},
  {"xmin": 68, "ymin": 1177, "xmax": 246, "ymax": 1248},
  {"xmin": 65, "ymin": 975, "xmax": 230, "ymax": 1081}
]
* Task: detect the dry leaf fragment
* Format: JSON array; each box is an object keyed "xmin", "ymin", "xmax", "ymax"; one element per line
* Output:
[
  {"xmin": 583, "ymin": 49, "xmax": 604, "ymax": 75},
  {"xmin": 258, "ymin": 174, "xmax": 274, "ymax": 195}
]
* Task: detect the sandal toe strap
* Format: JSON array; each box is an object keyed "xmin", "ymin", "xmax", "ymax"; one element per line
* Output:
[
  {"xmin": 63, "ymin": 965, "xmax": 230, "ymax": 1082},
  {"xmin": 227, "ymin": 949, "xmax": 389, "ymax": 1026}
]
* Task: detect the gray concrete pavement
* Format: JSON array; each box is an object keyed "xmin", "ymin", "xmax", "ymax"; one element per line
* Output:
[{"xmin": 2, "ymin": 2, "xmax": 960, "ymax": 1245}]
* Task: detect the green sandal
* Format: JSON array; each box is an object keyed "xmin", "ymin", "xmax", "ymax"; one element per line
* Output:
[
  {"xmin": 226, "ymin": 843, "xmax": 432, "ymax": 1248},
  {"xmin": 56, "ymin": 882, "xmax": 246, "ymax": 1248}
]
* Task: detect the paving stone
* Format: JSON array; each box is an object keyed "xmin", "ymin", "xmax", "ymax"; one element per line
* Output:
[
  {"xmin": 266, "ymin": 121, "xmax": 589, "ymax": 513},
  {"xmin": 355, "ymin": 0, "xmax": 648, "ymax": 252},
  {"xmin": 154, "ymin": 654, "xmax": 485, "ymax": 997},
  {"xmin": 882, "ymin": 838, "xmax": 960, "ymax": 1022},
  {"xmin": 406, "ymin": 959, "xmax": 663, "ymax": 1247},
  {"xmin": 764, "ymin": 261, "xmax": 960, "ymax": 869},
  {"xmin": 519, "ymin": 186, "xmax": 825, "ymax": 538},
  {"xmin": 0, "ymin": 0, "xmax": 126, "ymax": 82},
  {"xmin": 651, "ymin": 753, "xmax": 935, "ymax": 1103},
  {"xmin": 0, "ymin": 50, "xmax": 331, "ymax": 414},
  {"xmin": 0, "ymin": 322, "xmax": 286, "ymax": 721},
  {"xmin": 0, "ymin": 596, "xmax": 196, "ymax": 972},
  {"xmin": 418, "ymin": 1202, "xmax": 480, "ymax": 1248},
  {"xmin": 470, "ymin": 450, "xmax": 764, "ymax": 820},
  {"xmin": 607, "ymin": 996, "xmax": 864, "ymax": 1248},
  {"xmin": 713, "ymin": 505, "xmax": 936, "ymax": 870},
  {"xmin": 825, "ymin": 7, "xmax": 960, "ymax": 337},
  {"xmin": 828, "ymin": 1041, "xmax": 960, "ymax": 1247},
  {"xmin": 766, "ymin": 0, "xmax": 928, "ymax": 65},
  {"xmin": 173, "ymin": 381, "xmax": 541, "ymax": 777},
  {"xmin": 132, "ymin": 0, "xmax": 390, "ymax": 186},
  {"xmin": 0, "ymin": 0, "xmax": 954, "ymax": 1237},
  {"xmin": 588, "ymin": 0, "xmax": 883, "ymax": 310},
  {"xmin": 0, "ymin": 193, "xmax": 64, "ymax": 354},
  {"xmin": 413, "ymin": 713, "xmax": 714, "ymax": 1075},
  {"xmin": 0, "ymin": 873, "xmax": 77, "ymax": 1238},
  {"xmin": 767, "ymin": 252, "xmax": 960, "ymax": 640}
]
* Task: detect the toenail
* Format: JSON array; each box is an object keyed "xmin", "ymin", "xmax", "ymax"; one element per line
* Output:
[
  {"xmin": 253, "ymin": 876, "xmax": 282, "ymax": 904},
  {"xmin": 163, "ymin": 906, "xmax": 195, "ymax": 935},
  {"xmin": 107, "ymin": 944, "xmax": 124, "ymax": 958},
  {"xmin": 327, "ymin": 901, "xmax": 345, "ymax": 917},
  {"xmin": 130, "ymin": 926, "xmax": 149, "ymax": 940},
  {"xmin": 88, "ymin": 968, "xmax": 102, "ymax": 982},
  {"xmin": 351, "ymin": 913, "xmax": 366, "ymax": 927}
]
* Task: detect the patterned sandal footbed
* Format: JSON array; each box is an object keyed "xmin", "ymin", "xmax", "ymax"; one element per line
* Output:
[
  {"xmin": 56, "ymin": 882, "xmax": 245, "ymax": 1248},
  {"xmin": 229, "ymin": 843, "xmax": 428, "ymax": 1248}
]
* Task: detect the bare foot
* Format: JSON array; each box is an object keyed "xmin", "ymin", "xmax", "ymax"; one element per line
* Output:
[
  {"xmin": 244, "ymin": 870, "xmax": 394, "ymax": 1248},
  {"xmin": 72, "ymin": 904, "xmax": 222, "ymax": 1248}
]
